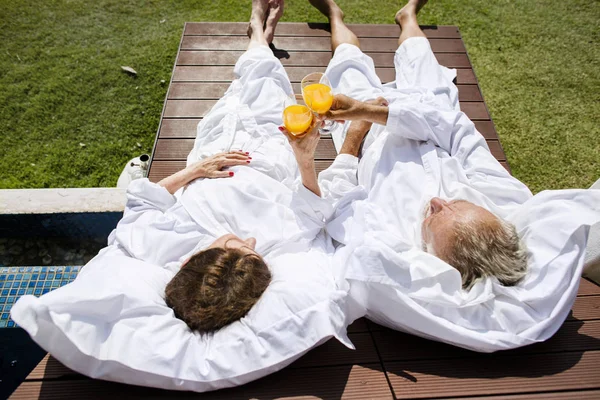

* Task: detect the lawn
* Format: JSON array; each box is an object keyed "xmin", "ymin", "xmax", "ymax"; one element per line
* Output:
[{"xmin": 1, "ymin": 0, "xmax": 598, "ymax": 192}]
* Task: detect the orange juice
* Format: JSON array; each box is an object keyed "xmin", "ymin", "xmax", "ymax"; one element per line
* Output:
[
  {"xmin": 303, "ymin": 83, "xmax": 333, "ymax": 114},
  {"xmin": 283, "ymin": 105, "xmax": 313, "ymax": 136}
]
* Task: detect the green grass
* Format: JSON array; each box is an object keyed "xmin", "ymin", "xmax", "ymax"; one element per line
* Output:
[{"xmin": 1, "ymin": 0, "xmax": 598, "ymax": 192}]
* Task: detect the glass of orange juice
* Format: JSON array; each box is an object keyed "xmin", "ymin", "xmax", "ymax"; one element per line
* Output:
[
  {"xmin": 282, "ymin": 94, "xmax": 313, "ymax": 137},
  {"xmin": 301, "ymin": 72, "xmax": 336, "ymax": 134}
]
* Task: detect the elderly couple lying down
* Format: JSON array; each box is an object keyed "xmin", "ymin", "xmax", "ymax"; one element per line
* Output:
[{"xmin": 12, "ymin": 0, "xmax": 600, "ymax": 393}]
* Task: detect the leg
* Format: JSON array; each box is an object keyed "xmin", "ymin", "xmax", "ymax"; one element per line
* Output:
[
  {"xmin": 264, "ymin": 0, "xmax": 284, "ymax": 44},
  {"xmin": 395, "ymin": 0, "xmax": 428, "ymax": 46},
  {"xmin": 309, "ymin": 0, "xmax": 359, "ymax": 52},
  {"xmin": 247, "ymin": 0, "xmax": 270, "ymax": 50}
]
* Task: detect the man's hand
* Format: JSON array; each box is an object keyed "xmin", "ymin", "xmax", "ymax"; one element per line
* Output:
[
  {"xmin": 189, "ymin": 151, "xmax": 251, "ymax": 179},
  {"xmin": 325, "ymin": 94, "xmax": 389, "ymax": 122}
]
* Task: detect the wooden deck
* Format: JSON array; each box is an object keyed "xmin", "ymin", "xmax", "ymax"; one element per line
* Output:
[
  {"xmin": 146, "ymin": 22, "xmax": 509, "ymax": 183},
  {"xmin": 9, "ymin": 23, "xmax": 600, "ymax": 399}
]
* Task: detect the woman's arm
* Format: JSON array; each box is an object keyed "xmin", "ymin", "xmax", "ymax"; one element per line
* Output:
[
  {"xmin": 279, "ymin": 117, "xmax": 323, "ymax": 197},
  {"xmin": 158, "ymin": 151, "xmax": 251, "ymax": 194}
]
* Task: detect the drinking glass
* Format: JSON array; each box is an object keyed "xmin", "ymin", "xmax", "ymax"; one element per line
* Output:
[
  {"xmin": 301, "ymin": 72, "xmax": 336, "ymax": 134},
  {"xmin": 282, "ymin": 94, "xmax": 313, "ymax": 138}
]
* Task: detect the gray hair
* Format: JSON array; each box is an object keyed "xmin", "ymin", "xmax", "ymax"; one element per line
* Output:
[{"xmin": 445, "ymin": 217, "xmax": 528, "ymax": 290}]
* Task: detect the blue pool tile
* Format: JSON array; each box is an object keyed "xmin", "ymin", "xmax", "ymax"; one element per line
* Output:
[
  {"xmin": 40, "ymin": 273, "xmax": 46, "ymax": 280},
  {"xmin": 0, "ymin": 297, "xmax": 6, "ymax": 303},
  {"xmin": 26, "ymin": 288, "xmax": 34, "ymax": 295},
  {"xmin": 0, "ymin": 321, "xmax": 6, "ymax": 328},
  {"xmin": 7, "ymin": 297, "xmax": 15, "ymax": 303},
  {"xmin": 18, "ymin": 289, "xmax": 25, "ymax": 295},
  {"xmin": 48, "ymin": 273, "xmax": 55, "ymax": 280},
  {"xmin": 20, "ymin": 282, "xmax": 27, "ymax": 287},
  {"xmin": 41, "ymin": 267, "xmax": 48, "ymax": 272},
  {"xmin": 19, "ymin": 267, "xmax": 27, "ymax": 272},
  {"xmin": 8, "ymin": 275, "xmax": 14, "ymax": 280},
  {"xmin": 56, "ymin": 273, "xmax": 63, "ymax": 279},
  {"xmin": 28, "ymin": 282, "xmax": 35, "ymax": 288},
  {"xmin": 23, "ymin": 273, "xmax": 31, "ymax": 280},
  {"xmin": 33, "ymin": 267, "xmax": 41, "ymax": 272},
  {"xmin": 1, "ymin": 289, "xmax": 7, "ymax": 296},
  {"xmin": 42, "ymin": 289, "xmax": 50, "ymax": 295},
  {"xmin": 31, "ymin": 274, "xmax": 38, "ymax": 280},
  {"xmin": 7, "ymin": 321, "xmax": 14, "ymax": 327},
  {"xmin": 0, "ymin": 275, "xmax": 5, "ymax": 280},
  {"xmin": 70, "ymin": 272, "xmax": 77, "ymax": 279},
  {"xmin": 6, "ymin": 304, "xmax": 11, "ymax": 312},
  {"xmin": 34, "ymin": 289, "xmax": 41, "ymax": 295},
  {"xmin": 65, "ymin": 266, "xmax": 71, "ymax": 272},
  {"xmin": 44, "ymin": 281, "xmax": 51, "ymax": 287},
  {"xmin": 36, "ymin": 281, "xmax": 43, "ymax": 287},
  {"xmin": 9, "ymin": 289, "xmax": 17, "ymax": 296},
  {"xmin": 1, "ymin": 313, "xmax": 8, "ymax": 320},
  {"xmin": 16, "ymin": 274, "xmax": 23, "ymax": 280}
]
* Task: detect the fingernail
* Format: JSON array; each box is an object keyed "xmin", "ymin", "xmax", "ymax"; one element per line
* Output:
[
  {"xmin": 246, "ymin": 160, "xmax": 251, "ymax": 163},
  {"xmin": 245, "ymin": 152, "xmax": 249, "ymax": 155},
  {"xmin": 248, "ymin": 157, "xmax": 252, "ymax": 159},
  {"xmin": 229, "ymin": 172, "xmax": 234, "ymax": 176},
  {"xmin": 278, "ymin": 127, "xmax": 284, "ymax": 131}
]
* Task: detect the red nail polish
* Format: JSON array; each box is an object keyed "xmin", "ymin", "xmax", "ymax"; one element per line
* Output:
[
  {"xmin": 248, "ymin": 157, "xmax": 252, "ymax": 159},
  {"xmin": 245, "ymin": 152, "xmax": 249, "ymax": 155},
  {"xmin": 278, "ymin": 127, "xmax": 284, "ymax": 131},
  {"xmin": 229, "ymin": 172, "xmax": 234, "ymax": 176},
  {"xmin": 246, "ymin": 160, "xmax": 250, "ymax": 163}
]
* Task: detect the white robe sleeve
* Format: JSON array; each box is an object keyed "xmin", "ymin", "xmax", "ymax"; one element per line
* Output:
[
  {"xmin": 386, "ymin": 101, "xmax": 532, "ymax": 205},
  {"xmin": 291, "ymin": 180, "xmax": 334, "ymax": 229},
  {"xmin": 318, "ymin": 154, "xmax": 368, "ymax": 244},
  {"xmin": 109, "ymin": 178, "xmax": 202, "ymax": 266}
]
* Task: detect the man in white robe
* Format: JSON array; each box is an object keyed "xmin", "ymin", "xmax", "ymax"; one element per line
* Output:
[{"xmin": 310, "ymin": 0, "xmax": 600, "ymax": 351}]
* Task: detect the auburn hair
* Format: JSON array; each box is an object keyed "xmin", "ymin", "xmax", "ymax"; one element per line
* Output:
[{"xmin": 165, "ymin": 247, "xmax": 271, "ymax": 333}]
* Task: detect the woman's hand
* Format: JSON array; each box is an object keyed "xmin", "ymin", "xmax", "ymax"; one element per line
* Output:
[
  {"xmin": 279, "ymin": 115, "xmax": 322, "ymax": 167},
  {"xmin": 279, "ymin": 117, "xmax": 323, "ymax": 197},
  {"xmin": 189, "ymin": 151, "xmax": 251, "ymax": 179}
]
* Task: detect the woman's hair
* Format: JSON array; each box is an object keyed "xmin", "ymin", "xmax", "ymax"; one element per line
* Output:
[{"xmin": 165, "ymin": 247, "xmax": 271, "ymax": 333}]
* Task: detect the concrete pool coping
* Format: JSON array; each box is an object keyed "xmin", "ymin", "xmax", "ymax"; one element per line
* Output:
[{"xmin": 0, "ymin": 188, "xmax": 126, "ymax": 214}]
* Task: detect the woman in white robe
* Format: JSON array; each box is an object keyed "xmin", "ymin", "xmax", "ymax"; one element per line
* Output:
[{"xmin": 110, "ymin": 0, "xmax": 334, "ymax": 331}]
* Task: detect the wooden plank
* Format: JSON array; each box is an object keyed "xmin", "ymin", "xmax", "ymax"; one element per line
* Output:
[
  {"xmin": 158, "ymin": 119, "xmax": 200, "ymax": 138},
  {"xmin": 181, "ymin": 36, "xmax": 466, "ymax": 53},
  {"xmin": 291, "ymin": 333, "xmax": 379, "ymax": 368},
  {"xmin": 153, "ymin": 138, "xmax": 337, "ymax": 161},
  {"xmin": 184, "ymin": 22, "xmax": 460, "ymax": 39},
  {"xmin": 13, "ymin": 364, "xmax": 392, "ymax": 400},
  {"xmin": 148, "ymin": 159, "xmax": 335, "ymax": 182},
  {"xmin": 153, "ymin": 137, "xmax": 502, "ymax": 163},
  {"xmin": 177, "ymin": 50, "xmax": 472, "ymax": 69},
  {"xmin": 384, "ymin": 351, "xmax": 600, "ymax": 399},
  {"xmin": 437, "ymin": 389, "xmax": 600, "ymax": 400},
  {"xmin": 373, "ymin": 320, "xmax": 600, "ymax": 363},
  {"xmin": 172, "ymin": 65, "xmax": 476, "ymax": 84},
  {"xmin": 474, "ymin": 120, "xmax": 499, "ymax": 140},
  {"xmin": 162, "ymin": 97, "xmax": 487, "ymax": 119},
  {"xmin": 168, "ymin": 82, "xmax": 482, "ymax": 102},
  {"xmin": 570, "ymin": 295, "xmax": 600, "ymax": 321},
  {"xmin": 26, "ymin": 332, "xmax": 378, "ymax": 381},
  {"xmin": 347, "ymin": 317, "xmax": 369, "ymax": 333},
  {"xmin": 579, "ymin": 278, "xmax": 600, "ymax": 296}
]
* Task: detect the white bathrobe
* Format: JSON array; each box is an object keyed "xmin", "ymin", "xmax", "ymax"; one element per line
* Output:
[
  {"xmin": 320, "ymin": 38, "xmax": 600, "ymax": 351},
  {"xmin": 112, "ymin": 45, "xmax": 333, "ymax": 272}
]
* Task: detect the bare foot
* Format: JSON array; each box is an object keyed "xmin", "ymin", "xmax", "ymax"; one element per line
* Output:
[
  {"xmin": 395, "ymin": 0, "xmax": 428, "ymax": 25},
  {"xmin": 308, "ymin": 0, "xmax": 344, "ymax": 21},
  {"xmin": 248, "ymin": 0, "xmax": 270, "ymax": 39},
  {"xmin": 264, "ymin": 0, "xmax": 284, "ymax": 43}
]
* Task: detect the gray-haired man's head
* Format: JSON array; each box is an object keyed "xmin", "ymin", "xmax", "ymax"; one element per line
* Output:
[{"xmin": 421, "ymin": 197, "xmax": 527, "ymax": 290}]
